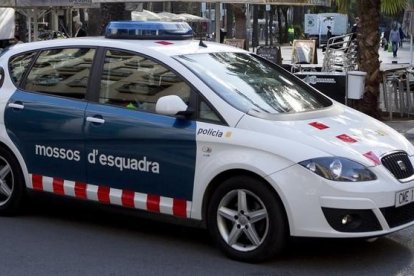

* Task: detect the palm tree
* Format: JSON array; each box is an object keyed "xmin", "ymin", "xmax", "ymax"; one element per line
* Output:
[
  {"xmin": 340, "ymin": 0, "xmax": 407, "ymax": 118},
  {"xmin": 233, "ymin": 4, "xmax": 248, "ymax": 49}
]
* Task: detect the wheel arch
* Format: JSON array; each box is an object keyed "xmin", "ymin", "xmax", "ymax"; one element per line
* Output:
[
  {"xmin": 201, "ymin": 169, "xmax": 289, "ymax": 231},
  {"xmin": 0, "ymin": 139, "xmax": 29, "ymax": 188}
]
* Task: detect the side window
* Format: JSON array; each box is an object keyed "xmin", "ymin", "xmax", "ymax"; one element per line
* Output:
[
  {"xmin": 99, "ymin": 49, "xmax": 191, "ymax": 113},
  {"xmin": 9, "ymin": 51, "xmax": 37, "ymax": 85},
  {"xmin": 24, "ymin": 48, "xmax": 95, "ymax": 99}
]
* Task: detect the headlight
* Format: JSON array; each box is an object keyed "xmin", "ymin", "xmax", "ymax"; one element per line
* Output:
[{"xmin": 299, "ymin": 157, "xmax": 377, "ymax": 182}]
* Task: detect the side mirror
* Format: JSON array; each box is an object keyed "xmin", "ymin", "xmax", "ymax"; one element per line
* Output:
[{"xmin": 156, "ymin": 95, "xmax": 190, "ymax": 117}]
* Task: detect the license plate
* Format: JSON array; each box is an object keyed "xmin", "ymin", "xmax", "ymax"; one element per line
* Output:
[{"xmin": 395, "ymin": 188, "xmax": 414, "ymax": 207}]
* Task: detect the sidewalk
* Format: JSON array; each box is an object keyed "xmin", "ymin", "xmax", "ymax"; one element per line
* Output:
[
  {"xmin": 280, "ymin": 41, "xmax": 413, "ymax": 66},
  {"xmin": 279, "ymin": 43, "xmax": 414, "ymax": 142},
  {"xmin": 383, "ymin": 120, "xmax": 414, "ymax": 142}
]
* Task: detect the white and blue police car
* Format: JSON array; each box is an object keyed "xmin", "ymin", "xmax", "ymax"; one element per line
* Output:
[{"xmin": 0, "ymin": 21, "xmax": 413, "ymax": 262}]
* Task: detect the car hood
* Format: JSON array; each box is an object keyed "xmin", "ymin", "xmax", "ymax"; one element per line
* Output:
[{"xmin": 236, "ymin": 104, "xmax": 414, "ymax": 167}]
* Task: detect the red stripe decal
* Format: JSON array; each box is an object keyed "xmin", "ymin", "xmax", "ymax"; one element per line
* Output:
[
  {"xmin": 363, "ymin": 151, "xmax": 381, "ymax": 165},
  {"xmin": 336, "ymin": 134, "xmax": 357, "ymax": 143},
  {"xmin": 74, "ymin": 182, "xmax": 87, "ymax": 199},
  {"xmin": 309, "ymin": 121, "xmax": 329, "ymax": 130},
  {"xmin": 156, "ymin": 41, "xmax": 173, "ymax": 45},
  {"xmin": 53, "ymin": 178, "xmax": 65, "ymax": 195},
  {"xmin": 32, "ymin": 174, "xmax": 43, "ymax": 191},
  {"xmin": 97, "ymin": 186, "xmax": 110, "ymax": 204},
  {"xmin": 147, "ymin": 194, "xmax": 160, "ymax": 212},
  {"xmin": 122, "ymin": 190, "xmax": 135, "ymax": 208},
  {"xmin": 173, "ymin": 199, "xmax": 187, "ymax": 218}
]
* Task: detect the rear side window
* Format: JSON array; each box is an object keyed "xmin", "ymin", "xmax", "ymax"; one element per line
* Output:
[
  {"xmin": 9, "ymin": 51, "xmax": 37, "ymax": 85},
  {"xmin": 24, "ymin": 48, "xmax": 96, "ymax": 99}
]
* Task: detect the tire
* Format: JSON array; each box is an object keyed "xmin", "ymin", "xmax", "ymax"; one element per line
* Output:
[
  {"xmin": 207, "ymin": 175, "xmax": 288, "ymax": 262},
  {"xmin": 0, "ymin": 147, "xmax": 25, "ymax": 215}
]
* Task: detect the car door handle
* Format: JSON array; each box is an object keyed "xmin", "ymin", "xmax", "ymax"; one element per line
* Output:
[
  {"xmin": 7, "ymin": 102, "xmax": 24, "ymax": 110},
  {"xmin": 86, "ymin": 116, "xmax": 105, "ymax": 124}
]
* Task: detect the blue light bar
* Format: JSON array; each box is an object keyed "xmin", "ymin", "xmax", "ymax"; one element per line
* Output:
[{"xmin": 105, "ymin": 21, "xmax": 193, "ymax": 40}]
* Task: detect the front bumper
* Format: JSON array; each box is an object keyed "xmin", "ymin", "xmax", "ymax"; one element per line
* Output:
[{"xmin": 267, "ymin": 163, "xmax": 414, "ymax": 238}]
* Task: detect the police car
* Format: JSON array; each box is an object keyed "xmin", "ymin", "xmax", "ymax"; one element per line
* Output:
[{"xmin": 0, "ymin": 21, "xmax": 413, "ymax": 262}]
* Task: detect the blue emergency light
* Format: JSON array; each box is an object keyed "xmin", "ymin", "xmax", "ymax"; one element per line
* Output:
[{"xmin": 105, "ymin": 21, "xmax": 193, "ymax": 40}]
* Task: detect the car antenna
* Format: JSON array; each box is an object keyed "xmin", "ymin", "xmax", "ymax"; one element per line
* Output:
[{"xmin": 199, "ymin": 36, "xmax": 207, "ymax": 48}]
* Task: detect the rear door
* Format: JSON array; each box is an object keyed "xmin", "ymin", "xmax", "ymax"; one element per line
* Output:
[{"xmin": 4, "ymin": 47, "xmax": 97, "ymax": 189}]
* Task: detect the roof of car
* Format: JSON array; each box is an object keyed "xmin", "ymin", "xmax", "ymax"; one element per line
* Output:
[{"xmin": 5, "ymin": 36, "xmax": 246, "ymax": 57}]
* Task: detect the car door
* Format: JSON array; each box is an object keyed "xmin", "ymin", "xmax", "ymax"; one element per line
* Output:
[
  {"xmin": 4, "ymin": 47, "xmax": 97, "ymax": 189},
  {"xmin": 84, "ymin": 49, "xmax": 197, "ymax": 214}
]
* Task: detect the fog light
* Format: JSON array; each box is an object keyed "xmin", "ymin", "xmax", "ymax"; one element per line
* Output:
[{"xmin": 341, "ymin": 214, "xmax": 353, "ymax": 225}]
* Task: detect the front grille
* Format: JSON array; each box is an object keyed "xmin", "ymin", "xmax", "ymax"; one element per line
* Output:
[
  {"xmin": 380, "ymin": 202, "xmax": 414, "ymax": 228},
  {"xmin": 381, "ymin": 151, "xmax": 414, "ymax": 180}
]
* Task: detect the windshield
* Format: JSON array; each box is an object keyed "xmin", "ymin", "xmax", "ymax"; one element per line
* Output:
[{"xmin": 175, "ymin": 52, "xmax": 332, "ymax": 115}]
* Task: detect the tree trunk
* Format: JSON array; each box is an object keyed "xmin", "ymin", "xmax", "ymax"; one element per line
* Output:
[
  {"xmin": 356, "ymin": 0, "xmax": 381, "ymax": 119},
  {"xmin": 233, "ymin": 4, "xmax": 247, "ymax": 49},
  {"xmin": 277, "ymin": 6, "xmax": 282, "ymax": 43},
  {"xmin": 269, "ymin": 6, "xmax": 274, "ymax": 45},
  {"xmin": 264, "ymin": 9, "xmax": 268, "ymax": 45},
  {"xmin": 226, "ymin": 4, "xmax": 234, "ymax": 38},
  {"xmin": 292, "ymin": 6, "xmax": 304, "ymax": 27},
  {"xmin": 282, "ymin": 7, "xmax": 289, "ymax": 44},
  {"xmin": 252, "ymin": 5, "xmax": 259, "ymax": 48}
]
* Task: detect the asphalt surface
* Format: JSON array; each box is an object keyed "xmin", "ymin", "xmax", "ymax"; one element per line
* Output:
[
  {"xmin": 384, "ymin": 120, "xmax": 414, "ymax": 143},
  {"xmin": 1, "ymin": 193, "xmax": 414, "ymax": 276}
]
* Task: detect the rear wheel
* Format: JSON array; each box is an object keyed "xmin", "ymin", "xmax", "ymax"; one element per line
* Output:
[
  {"xmin": 0, "ymin": 147, "xmax": 25, "ymax": 215},
  {"xmin": 207, "ymin": 176, "xmax": 288, "ymax": 262}
]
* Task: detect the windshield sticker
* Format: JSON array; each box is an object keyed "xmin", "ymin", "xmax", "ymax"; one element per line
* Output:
[
  {"xmin": 336, "ymin": 134, "xmax": 357, "ymax": 143},
  {"xmin": 35, "ymin": 145, "xmax": 160, "ymax": 174},
  {"xmin": 309, "ymin": 121, "xmax": 329, "ymax": 130}
]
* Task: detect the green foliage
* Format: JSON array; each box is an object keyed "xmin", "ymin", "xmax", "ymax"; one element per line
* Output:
[
  {"xmin": 335, "ymin": 0, "xmax": 351, "ymax": 14},
  {"xmin": 336, "ymin": 0, "xmax": 407, "ymax": 15},
  {"xmin": 381, "ymin": 0, "xmax": 407, "ymax": 15}
]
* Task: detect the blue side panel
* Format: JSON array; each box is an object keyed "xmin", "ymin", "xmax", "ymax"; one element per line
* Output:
[
  {"xmin": 4, "ymin": 90, "xmax": 87, "ymax": 182},
  {"xmin": 85, "ymin": 103, "xmax": 197, "ymax": 200}
]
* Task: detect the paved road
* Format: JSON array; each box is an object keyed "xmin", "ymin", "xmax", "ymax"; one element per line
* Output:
[{"xmin": 1, "ymin": 191, "xmax": 414, "ymax": 276}]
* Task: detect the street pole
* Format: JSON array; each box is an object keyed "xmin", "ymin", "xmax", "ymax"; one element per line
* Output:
[
  {"xmin": 215, "ymin": 2, "xmax": 220, "ymax": 43},
  {"xmin": 411, "ymin": 34, "xmax": 413, "ymax": 66}
]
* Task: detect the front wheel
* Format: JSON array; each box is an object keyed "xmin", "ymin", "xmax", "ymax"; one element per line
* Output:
[{"xmin": 207, "ymin": 176, "xmax": 288, "ymax": 262}]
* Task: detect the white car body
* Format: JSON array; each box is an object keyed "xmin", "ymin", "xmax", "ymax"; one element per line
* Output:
[{"xmin": 0, "ymin": 22, "xmax": 413, "ymax": 261}]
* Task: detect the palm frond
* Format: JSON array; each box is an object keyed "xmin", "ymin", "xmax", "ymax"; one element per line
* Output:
[
  {"xmin": 381, "ymin": 0, "xmax": 406, "ymax": 15},
  {"xmin": 335, "ymin": 0, "xmax": 351, "ymax": 13}
]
